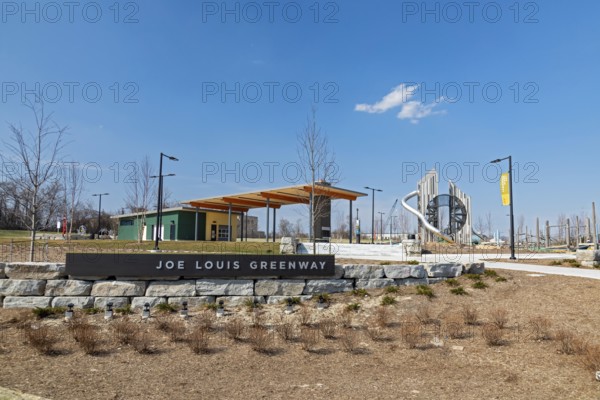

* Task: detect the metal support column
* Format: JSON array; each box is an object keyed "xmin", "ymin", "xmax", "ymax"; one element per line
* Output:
[
  {"xmin": 240, "ymin": 212, "xmax": 244, "ymax": 242},
  {"xmin": 272, "ymin": 208, "xmax": 276, "ymax": 242},
  {"xmin": 228, "ymin": 203, "xmax": 232, "ymax": 242},
  {"xmin": 265, "ymin": 198, "xmax": 270, "ymax": 242},
  {"xmin": 194, "ymin": 207, "xmax": 199, "ymax": 241},
  {"xmin": 349, "ymin": 200, "xmax": 353, "ymax": 244}
]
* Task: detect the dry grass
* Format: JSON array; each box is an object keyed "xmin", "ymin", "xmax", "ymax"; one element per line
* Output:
[
  {"xmin": 374, "ymin": 306, "xmax": 392, "ymax": 328},
  {"xmin": 112, "ymin": 317, "xmax": 138, "ymax": 345},
  {"xmin": 489, "ymin": 308, "xmax": 509, "ymax": 329},
  {"xmin": 580, "ymin": 343, "xmax": 600, "ymax": 372},
  {"xmin": 401, "ymin": 316, "xmax": 424, "ymax": 349},
  {"xmin": 445, "ymin": 314, "xmax": 469, "ymax": 339},
  {"xmin": 248, "ymin": 326, "xmax": 272, "ymax": 353},
  {"xmin": 224, "ymin": 317, "xmax": 245, "ymax": 341},
  {"xmin": 299, "ymin": 327, "xmax": 320, "ymax": 352},
  {"xmin": 462, "ymin": 305, "xmax": 479, "ymax": 326},
  {"xmin": 555, "ymin": 329, "xmax": 588, "ymax": 355},
  {"xmin": 528, "ymin": 316, "xmax": 553, "ymax": 341},
  {"xmin": 131, "ymin": 329, "xmax": 155, "ymax": 354},
  {"xmin": 336, "ymin": 309, "xmax": 353, "ymax": 329},
  {"xmin": 71, "ymin": 321, "xmax": 101, "ymax": 355},
  {"xmin": 318, "ymin": 317, "xmax": 338, "ymax": 339},
  {"xmin": 339, "ymin": 329, "xmax": 361, "ymax": 353},
  {"xmin": 275, "ymin": 316, "xmax": 296, "ymax": 342},
  {"xmin": 482, "ymin": 323, "xmax": 505, "ymax": 346},
  {"xmin": 196, "ymin": 311, "xmax": 217, "ymax": 332},
  {"xmin": 22, "ymin": 324, "xmax": 56, "ymax": 355},
  {"xmin": 298, "ymin": 306, "xmax": 313, "ymax": 327},
  {"xmin": 187, "ymin": 326, "xmax": 210, "ymax": 354},
  {"xmin": 415, "ymin": 304, "xmax": 434, "ymax": 325}
]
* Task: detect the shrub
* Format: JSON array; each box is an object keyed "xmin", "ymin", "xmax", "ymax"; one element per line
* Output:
[
  {"xmin": 318, "ymin": 318, "xmax": 338, "ymax": 339},
  {"xmin": 450, "ymin": 287, "xmax": 468, "ymax": 296},
  {"xmin": 482, "ymin": 323, "xmax": 505, "ymax": 346},
  {"xmin": 155, "ymin": 303, "xmax": 178, "ymax": 314},
  {"xmin": 472, "ymin": 281, "xmax": 488, "ymax": 290},
  {"xmin": 565, "ymin": 259, "xmax": 581, "ymax": 267},
  {"xmin": 167, "ymin": 318, "xmax": 187, "ymax": 342},
  {"xmin": 380, "ymin": 295, "xmax": 397, "ymax": 306},
  {"xmin": 131, "ymin": 329, "xmax": 154, "ymax": 354},
  {"xmin": 275, "ymin": 317, "xmax": 296, "ymax": 342},
  {"xmin": 549, "ymin": 260, "xmax": 562, "ymax": 266},
  {"xmin": 339, "ymin": 329, "xmax": 361, "ymax": 353},
  {"xmin": 464, "ymin": 274, "xmax": 482, "ymax": 281},
  {"xmin": 352, "ymin": 288, "xmax": 369, "ymax": 297},
  {"xmin": 112, "ymin": 318, "xmax": 138, "ymax": 345},
  {"xmin": 224, "ymin": 317, "xmax": 245, "ymax": 341},
  {"xmin": 187, "ymin": 326, "xmax": 210, "ymax": 354},
  {"xmin": 197, "ymin": 310, "xmax": 217, "ymax": 331},
  {"xmin": 346, "ymin": 303, "xmax": 361, "ymax": 312},
  {"xmin": 495, "ymin": 276, "xmax": 508, "ymax": 283},
  {"xmin": 204, "ymin": 303, "xmax": 218, "ymax": 311},
  {"xmin": 385, "ymin": 285, "xmax": 399, "ymax": 294},
  {"xmin": 401, "ymin": 321, "xmax": 422, "ymax": 349},
  {"xmin": 288, "ymin": 297, "xmax": 302, "ymax": 305},
  {"xmin": 484, "ymin": 269, "xmax": 498, "ymax": 277},
  {"xmin": 580, "ymin": 344, "xmax": 600, "ymax": 371},
  {"xmin": 415, "ymin": 305, "xmax": 433, "ymax": 325},
  {"xmin": 406, "ymin": 260, "xmax": 420, "ymax": 265},
  {"xmin": 365, "ymin": 323, "xmax": 387, "ymax": 342},
  {"xmin": 374, "ymin": 306, "xmax": 391, "ymax": 328},
  {"xmin": 298, "ymin": 306, "xmax": 313, "ymax": 326},
  {"xmin": 23, "ymin": 324, "xmax": 56, "ymax": 354},
  {"xmin": 336, "ymin": 309, "xmax": 353, "ymax": 329},
  {"xmin": 489, "ymin": 308, "xmax": 509, "ymax": 329},
  {"xmin": 115, "ymin": 305, "xmax": 133, "ymax": 315},
  {"xmin": 416, "ymin": 285, "xmax": 435, "ymax": 299},
  {"xmin": 380, "ymin": 261, "xmax": 391, "ymax": 265},
  {"xmin": 445, "ymin": 314, "xmax": 468, "ymax": 339},
  {"xmin": 299, "ymin": 327, "xmax": 320, "ymax": 352},
  {"xmin": 82, "ymin": 307, "xmax": 101, "ymax": 315},
  {"xmin": 32, "ymin": 307, "xmax": 65, "ymax": 319},
  {"xmin": 72, "ymin": 322, "xmax": 101, "ymax": 355},
  {"xmin": 248, "ymin": 326, "xmax": 271, "ymax": 353},
  {"xmin": 555, "ymin": 329, "xmax": 588, "ymax": 355},
  {"xmin": 462, "ymin": 305, "xmax": 478, "ymax": 326},
  {"xmin": 315, "ymin": 293, "xmax": 331, "ymax": 303},
  {"xmin": 445, "ymin": 278, "xmax": 460, "ymax": 287},
  {"xmin": 528, "ymin": 316, "xmax": 553, "ymax": 341},
  {"xmin": 244, "ymin": 298, "xmax": 263, "ymax": 311}
]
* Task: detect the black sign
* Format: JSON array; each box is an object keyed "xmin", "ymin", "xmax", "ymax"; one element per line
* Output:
[{"xmin": 66, "ymin": 253, "xmax": 336, "ymax": 278}]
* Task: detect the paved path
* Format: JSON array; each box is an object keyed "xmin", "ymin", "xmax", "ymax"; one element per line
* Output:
[{"xmin": 483, "ymin": 261, "xmax": 600, "ymax": 280}]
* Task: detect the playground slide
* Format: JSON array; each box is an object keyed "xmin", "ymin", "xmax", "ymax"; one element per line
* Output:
[{"xmin": 400, "ymin": 190, "xmax": 455, "ymax": 244}]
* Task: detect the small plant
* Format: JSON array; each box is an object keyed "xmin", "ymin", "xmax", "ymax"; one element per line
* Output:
[
  {"xmin": 131, "ymin": 329, "xmax": 154, "ymax": 354},
  {"xmin": 197, "ymin": 311, "xmax": 217, "ymax": 332},
  {"xmin": 555, "ymin": 329, "xmax": 588, "ymax": 355},
  {"xmin": 472, "ymin": 281, "xmax": 488, "ymax": 290},
  {"xmin": 112, "ymin": 317, "xmax": 138, "ymax": 345},
  {"xmin": 167, "ymin": 318, "xmax": 187, "ymax": 342},
  {"xmin": 385, "ymin": 285, "xmax": 399, "ymax": 294},
  {"xmin": 374, "ymin": 306, "xmax": 391, "ymax": 328},
  {"xmin": 406, "ymin": 260, "xmax": 420, "ymax": 265},
  {"xmin": 346, "ymin": 303, "xmax": 361, "ymax": 312},
  {"xmin": 244, "ymin": 298, "xmax": 263, "ymax": 311},
  {"xmin": 450, "ymin": 287, "xmax": 468, "ymax": 295},
  {"xmin": 489, "ymin": 308, "xmax": 509, "ymax": 329},
  {"xmin": 464, "ymin": 274, "xmax": 482, "ymax": 281},
  {"xmin": 495, "ymin": 276, "xmax": 507, "ymax": 283},
  {"xmin": 580, "ymin": 344, "xmax": 600, "ymax": 371},
  {"xmin": 299, "ymin": 327, "xmax": 320, "ymax": 352},
  {"xmin": 204, "ymin": 302, "xmax": 218, "ymax": 311},
  {"xmin": 445, "ymin": 314, "xmax": 468, "ymax": 339},
  {"xmin": 445, "ymin": 278, "xmax": 460, "ymax": 287},
  {"xmin": 482, "ymin": 323, "xmax": 505, "ymax": 346},
  {"xmin": 483, "ymin": 269, "xmax": 498, "ymax": 278},
  {"xmin": 248, "ymin": 326, "xmax": 271, "ymax": 353},
  {"xmin": 339, "ymin": 329, "xmax": 361, "ymax": 353},
  {"xmin": 352, "ymin": 288, "xmax": 369, "ymax": 297},
  {"xmin": 380, "ymin": 295, "xmax": 397, "ymax": 306},
  {"xmin": 298, "ymin": 305, "xmax": 313, "ymax": 326},
  {"xmin": 71, "ymin": 322, "xmax": 101, "ymax": 355},
  {"xmin": 318, "ymin": 318, "xmax": 338, "ymax": 339},
  {"xmin": 155, "ymin": 303, "xmax": 178, "ymax": 314},
  {"xmin": 315, "ymin": 293, "xmax": 331, "ymax": 303},
  {"xmin": 416, "ymin": 285, "xmax": 435, "ymax": 299},
  {"xmin": 336, "ymin": 309, "xmax": 353, "ymax": 329},
  {"xmin": 565, "ymin": 259, "xmax": 581, "ymax": 267},
  {"xmin": 528, "ymin": 316, "xmax": 553, "ymax": 341},
  {"xmin": 23, "ymin": 324, "xmax": 56, "ymax": 354},
  {"xmin": 187, "ymin": 326, "xmax": 210, "ymax": 354},
  {"xmin": 379, "ymin": 261, "xmax": 391, "ymax": 265},
  {"xmin": 414, "ymin": 304, "xmax": 433, "ymax": 325},
  {"xmin": 288, "ymin": 297, "xmax": 302, "ymax": 305},
  {"xmin": 115, "ymin": 305, "xmax": 133, "ymax": 315},
  {"xmin": 82, "ymin": 307, "xmax": 101, "ymax": 315},
  {"xmin": 275, "ymin": 317, "xmax": 296, "ymax": 341},
  {"xmin": 32, "ymin": 307, "xmax": 65, "ymax": 319},
  {"xmin": 462, "ymin": 305, "xmax": 479, "ymax": 326},
  {"xmin": 365, "ymin": 323, "xmax": 387, "ymax": 342},
  {"xmin": 224, "ymin": 317, "xmax": 245, "ymax": 341},
  {"xmin": 549, "ymin": 260, "xmax": 562, "ymax": 266}
]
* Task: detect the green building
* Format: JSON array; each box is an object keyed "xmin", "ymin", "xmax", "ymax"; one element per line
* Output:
[{"xmin": 112, "ymin": 207, "xmax": 239, "ymax": 241}]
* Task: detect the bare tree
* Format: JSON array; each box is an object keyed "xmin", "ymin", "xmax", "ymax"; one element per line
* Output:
[
  {"xmin": 63, "ymin": 162, "xmax": 84, "ymax": 240},
  {"xmin": 474, "ymin": 215, "xmax": 486, "ymax": 239},
  {"xmin": 297, "ymin": 107, "xmax": 340, "ymax": 252},
  {"xmin": 556, "ymin": 213, "xmax": 567, "ymax": 243},
  {"xmin": 124, "ymin": 156, "xmax": 156, "ymax": 243},
  {"xmin": 485, "ymin": 211, "xmax": 494, "ymax": 238},
  {"xmin": 2, "ymin": 101, "xmax": 66, "ymax": 261},
  {"xmin": 278, "ymin": 218, "xmax": 293, "ymax": 238}
]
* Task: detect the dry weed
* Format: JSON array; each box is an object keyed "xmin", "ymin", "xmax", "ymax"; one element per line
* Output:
[
  {"xmin": 555, "ymin": 329, "xmax": 588, "ymax": 355},
  {"xmin": 71, "ymin": 322, "xmax": 101, "ymax": 355},
  {"xmin": 275, "ymin": 316, "xmax": 296, "ymax": 342},
  {"xmin": 482, "ymin": 323, "xmax": 505, "ymax": 346},
  {"xmin": 318, "ymin": 317, "xmax": 338, "ymax": 339},
  {"xmin": 248, "ymin": 326, "xmax": 272, "ymax": 353},
  {"xmin": 23, "ymin": 324, "xmax": 56, "ymax": 354},
  {"xmin": 339, "ymin": 329, "xmax": 361, "ymax": 353},
  {"xmin": 298, "ymin": 306, "xmax": 313, "ymax": 327},
  {"xmin": 131, "ymin": 329, "xmax": 154, "ymax": 354},
  {"xmin": 374, "ymin": 306, "xmax": 391, "ymax": 328},
  {"xmin": 112, "ymin": 317, "xmax": 137, "ymax": 345},
  {"xmin": 528, "ymin": 316, "xmax": 553, "ymax": 341},
  {"xmin": 224, "ymin": 317, "xmax": 245, "ymax": 341},
  {"xmin": 580, "ymin": 343, "xmax": 600, "ymax": 371},
  {"xmin": 187, "ymin": 326, "xmax": 210, "ymax": 354},
  {"xmin": 444, "ymin": 314, "xmax": 469, "ymax": 339},
  {"xmin": 461, "ymin": 305, "xmax": 479, "ymax": 326},
  {"xmin": 489, "ymin": 308, "xmax": 509, "ymax": 329},
  {"xmin": 299, "ymin": 327, "xmax": 320, "ymax": 352}
]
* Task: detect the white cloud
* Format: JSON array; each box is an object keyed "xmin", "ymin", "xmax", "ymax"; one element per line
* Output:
[{"xmin": 355, "ymin": 83, "xmax": 445, "ymax": 123}]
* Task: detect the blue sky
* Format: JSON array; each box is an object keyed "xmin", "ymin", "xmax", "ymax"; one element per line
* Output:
[{"xmin": 1, "ymin": 0, "xmax": 599, "ymax": 235}]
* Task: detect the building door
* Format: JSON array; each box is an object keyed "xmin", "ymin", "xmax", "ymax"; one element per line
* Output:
[
  {"xmin": 169, "ymin": 223, "xmax": 176, "ymax": 241},
  {"xmin": 210, "ymin": 224, "xmax": 217, "ymax": 241}
]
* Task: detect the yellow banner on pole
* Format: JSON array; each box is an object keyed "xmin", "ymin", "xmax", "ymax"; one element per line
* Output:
[{"xmin": 500, "ymin": 173, "xmax": 510, "ymax": 206}]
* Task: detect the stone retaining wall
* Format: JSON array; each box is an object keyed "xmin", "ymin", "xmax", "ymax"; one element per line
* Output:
[{"xmin": 0, "ymin": 261, "xmax": 484, "ymax": 309}]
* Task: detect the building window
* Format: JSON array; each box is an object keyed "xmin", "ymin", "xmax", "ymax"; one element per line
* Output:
[
  {"xmin": 120, "ymin": 219, "xmax": 134, "ymax": 226},
  {"xmin": 218, "ymin": 225, "xmax": 230, "ymax": 241}
]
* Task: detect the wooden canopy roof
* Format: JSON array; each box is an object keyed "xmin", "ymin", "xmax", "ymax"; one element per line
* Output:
[{"xmin": 181, "ymin": 183, "xmax": 367, "ymax": 213}]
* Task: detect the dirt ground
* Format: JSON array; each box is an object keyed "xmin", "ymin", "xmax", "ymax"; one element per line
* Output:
[{"xmin": 2, "ymin": 269, "xmax": 600, "ymax": 400}]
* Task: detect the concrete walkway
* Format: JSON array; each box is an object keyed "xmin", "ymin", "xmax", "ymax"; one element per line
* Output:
[{"xmin": 483, "ymin": 261, "xmax": 600, "ymax": 280}]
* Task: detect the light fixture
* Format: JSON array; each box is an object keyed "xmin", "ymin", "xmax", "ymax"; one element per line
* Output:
[
  {"xmin": 142, "ymin": 302, "xmax": 151, "ymax": 320},
  {"xmin": 216, "ymin": 300, "xmax": 225, "ymax": 317},
  {"xmin": 104, "ymin": 302, "xmax": 114, "ymax": 321},
  {"xmin": 65, "ymin": 303, "xmax": 74, "ymax": 321},
  {"xmin": 285, "ymin": 297, "xmax": 294, "ymax": 315},
  {"xmin": 180, "ymin": 301, "xmax": 189, "ymax": 319}
]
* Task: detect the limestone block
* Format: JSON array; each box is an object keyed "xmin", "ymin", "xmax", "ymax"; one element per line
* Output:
[
  {"xmin": 4, "ymin": 296, "xmax": 52, "ymax": 309},
  {"xmin": 383, "ymin": 265, "xmax": 427, "ymax": 279},
  {"xmin": 342, "ymin": 265, "xmax": 384, "ymax": 279},
  {"xmin": 355, "ymin": 279, "xmax": 395, "ymax": 289},
  {"xmin": 145, "ymin": 281, "xmax": 196, "ymax": 297},
  {"xmin": 196, "ymin": 279, "xmax": 254, "ymax": 296},
  {"xmin": 45, "ymin": 280, "xmax": 93, "ymax": 296},
  {"xmin": 215, "ymin": 296, "xmax": 265, "ymax": 307},
  {"xmin": 5, "ymin": 263, "xmax": 66, "ymax": 279},
  {"xmin": 131, "ymin": 297, "xmax": 167, "ymax": 310},
  {"xmin": 0, "ymin": 279, "xmax": 46, "ymax": 296},
  {"xmin": 424, "ymin": 263, "xmax": 462, "ymax": 278},
  {"xmin": 94, "ymin": 297, "xmax": 129, "ymax": 309},
  {"xmin": 91, "ymin": 281, "xmax": 147, "ymax": 297},
  {"xmin": 167, "ymin": 296, "xmax": 216, "ymax": 307},
  {"xmin": 51, "ymin": 296, "xmax": 95, "ymax": 309},
  {"xmin": 303, "ymin": 279, "xmax": 354, "ymax": 294},
  {"xmin": 254, "ymin": 280, "xmax": 306, "ymax": 296}
]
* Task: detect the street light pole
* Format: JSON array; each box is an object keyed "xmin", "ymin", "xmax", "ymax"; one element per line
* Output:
[
  {"xmin": 91, "ymin": 193, "xmax": 109, "ymax": 238},
  {"xmin": 491, "ymin": 156, "xmax": 516, "ymax": 260},
  {"xmin": 365, "ymin": 186, "xmax": 382, "ymax": 244},
  {"xmin": 154, "ymin": 153, "xmax": 178, "ymax": 251},
  {"xmin": 378, "ymin": 211, "xmax": 385, "ymax": 243}
]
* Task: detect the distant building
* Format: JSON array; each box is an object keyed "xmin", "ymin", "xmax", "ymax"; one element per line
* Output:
[
  {"xmin": 237, "ymin": 215, "xmax": 259, "ymax": 238},
  {"xmin": 111, "ymin": 207, "xmax": 239, "ymax": 241}
]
